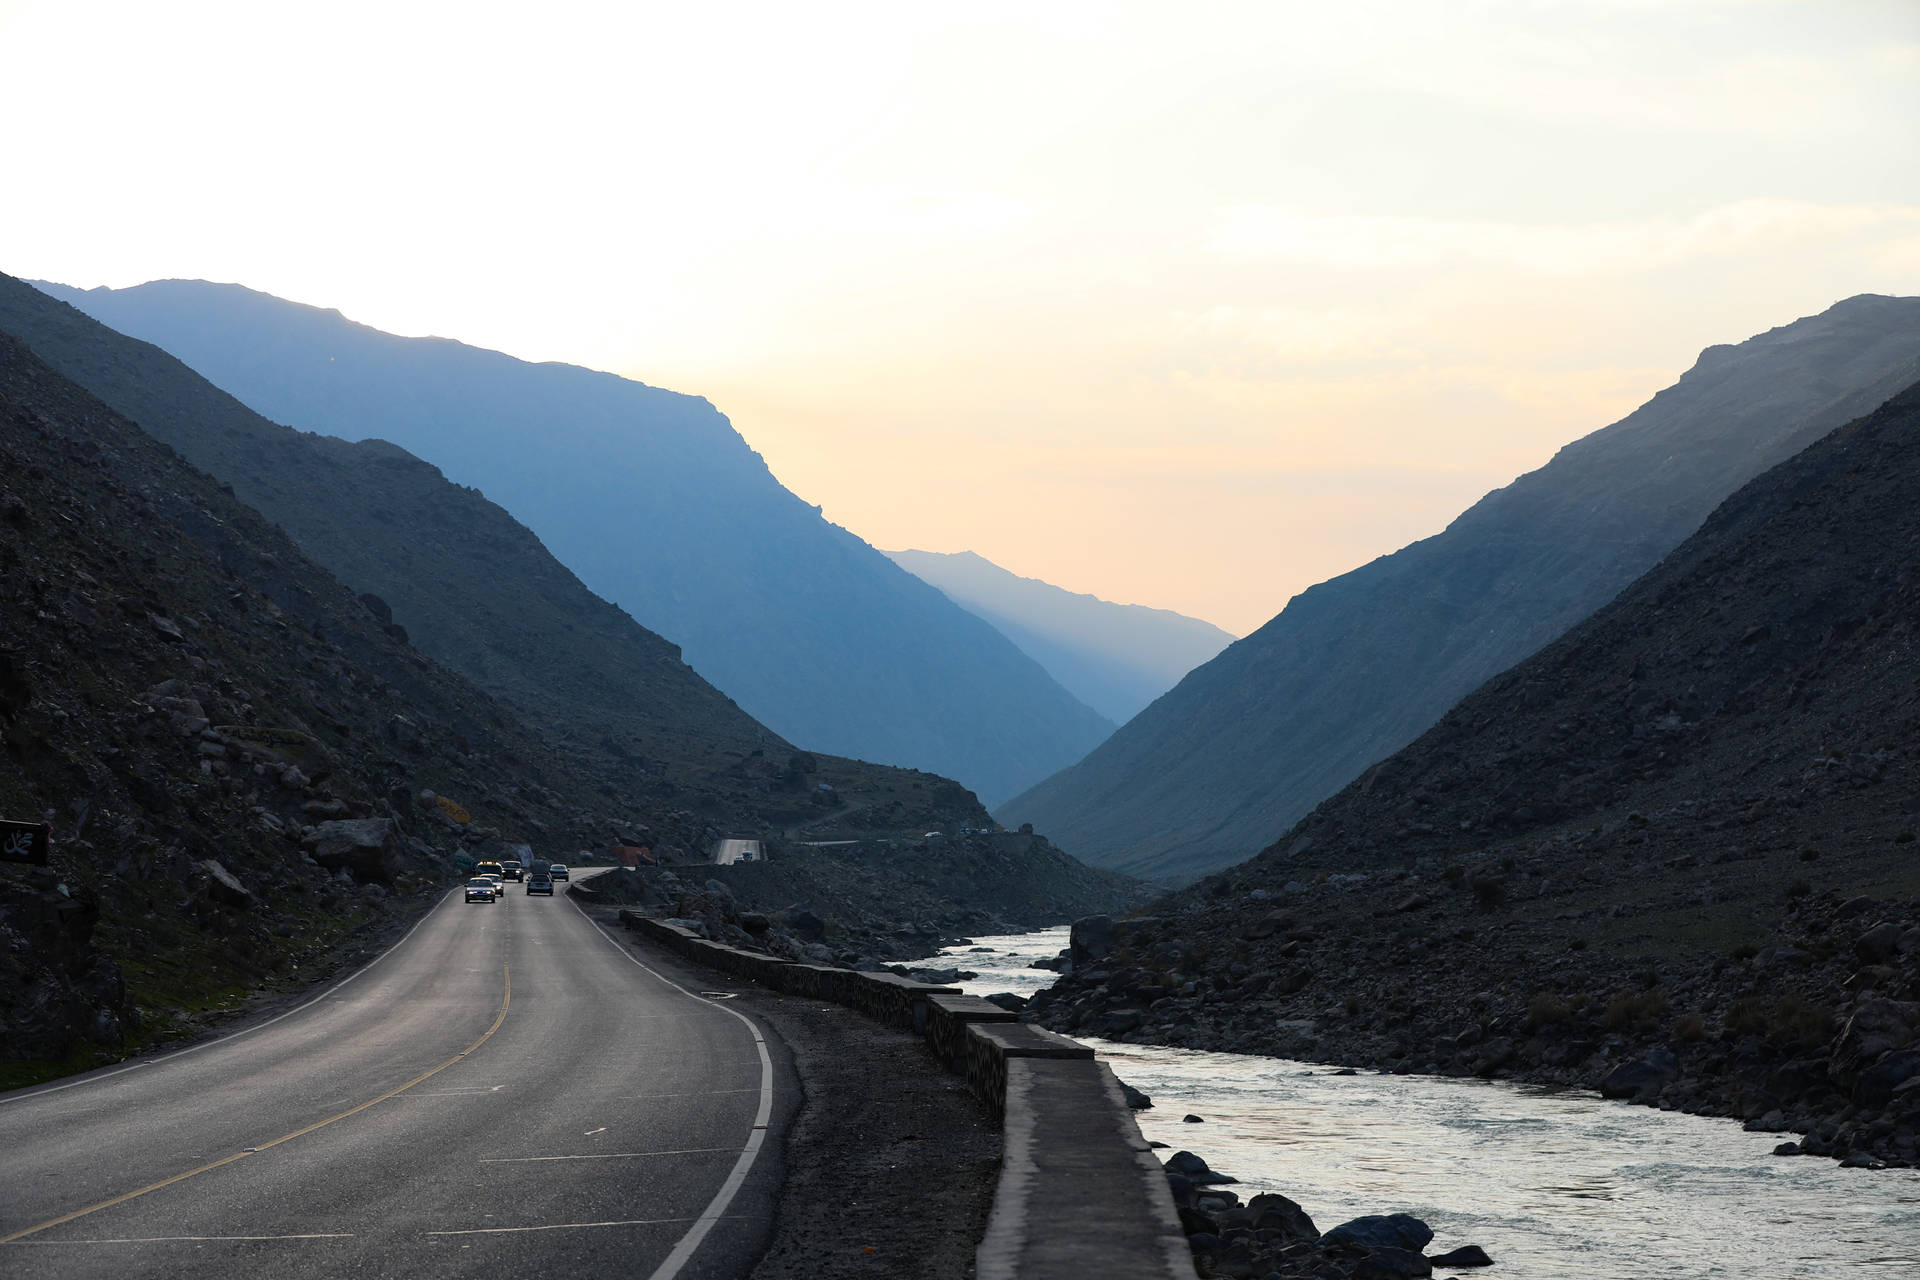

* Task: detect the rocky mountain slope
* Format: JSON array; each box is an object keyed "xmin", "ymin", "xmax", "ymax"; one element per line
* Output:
[
  {"xmin": 885, "ymin": 548, "xmax": 1234, "ymax": 724},
  {"xmin": 1001, "ymin": 294, "xmax": 1920, "ymax": 882},
  {"xmin": 1034, "ymin": 379, "xmax": 1920, "ymax": 1167},
  {"xmin": 0, "ymin": 329, "xmax": 659, "ymax": 1074},
  {"xmin": 0, "ymin": 271, "xmax": 1007, "ymax": 831},
  {"xmin": 27, "ymin": 278, "xmax": 1115, "ymax": 806},
  {"xmin": 0, "ymin": 328, "xmax": 1146, "ymax": 1081}
]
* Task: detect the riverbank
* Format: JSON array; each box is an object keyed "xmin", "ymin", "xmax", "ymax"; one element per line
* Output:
[
  {"xmin": 934, "ymin": 931, "xmax": 1920, "ymax": 1279},
  {"xmin": 1025, "ymin": 882, "xmax": 1920, "ymax": 1171}
]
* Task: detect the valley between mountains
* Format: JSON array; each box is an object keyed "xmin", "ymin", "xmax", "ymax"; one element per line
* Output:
[{"xmin": 3, "ymin": 271, "xmax": 1917, "ymax": 1208}]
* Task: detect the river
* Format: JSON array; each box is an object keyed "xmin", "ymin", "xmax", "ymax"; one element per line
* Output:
[{"xmin": 938, "ymin": 927, "xmax": 1920, "ymax": 1277}]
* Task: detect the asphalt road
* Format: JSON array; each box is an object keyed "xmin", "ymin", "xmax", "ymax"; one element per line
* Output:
[
  {"xmin": 712, "ymin": 840, "xmax": 760, "ymax": 866},
  {"xmin": 0, "ymin": 876, "xmax": 780, "ymax": 1279}
]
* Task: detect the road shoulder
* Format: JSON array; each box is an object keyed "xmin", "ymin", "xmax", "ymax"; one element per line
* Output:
[{"xmin": 583, "ymin": 907, "xmax": 1001, "ymax": 1279}]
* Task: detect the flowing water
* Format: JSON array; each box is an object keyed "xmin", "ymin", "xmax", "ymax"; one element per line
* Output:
[{"xmin": 938, "ymin": 927, "xmax": 1920, "ymax": 1277}]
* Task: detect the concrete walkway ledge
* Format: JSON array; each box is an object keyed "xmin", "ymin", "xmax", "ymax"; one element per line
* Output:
[
  {"xmin": 977, "ymin": 1056, "xmax": 1192, "ymax": 1280},
  {"xmin": 610, "ymin": 906, "xmax": 1192, "ymax": 1277}
]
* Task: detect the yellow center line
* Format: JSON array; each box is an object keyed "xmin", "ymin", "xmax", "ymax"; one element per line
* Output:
[{"xmin": 1, "ymin": 965, "xmax": 512, "ymax": 1246}]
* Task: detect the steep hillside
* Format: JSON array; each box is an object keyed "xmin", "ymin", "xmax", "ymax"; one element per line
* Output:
[
  {"xmin": 1035, "ymin": 380, "xmax": 1920, "ymax": 1166},
  {"xmin": 1001, "ymin": 294, "xmax": 1920, "ymax": 881},
  {"xmin": 26, "ymin": 279, "xmax": 1114, "ymax": 805},
  {"xmin": 0, "ymin": 329, "xmax": 656, "ymax": 1071},
  {"xmin": 0, "ymin": 331, "xmax": 1144, "ymax": 1078},
  {"xmin": 885, "ymin": 548, "xmax": 1234, "ymax": 724},
  {"xmin": 0, "ymin": 271, "xmax": 1000, "ymax": 831}
]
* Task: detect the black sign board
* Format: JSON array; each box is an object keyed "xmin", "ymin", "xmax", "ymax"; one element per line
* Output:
[{"xmin": 0, "ymin": 820, "xmax": 50, "ymax": 865}]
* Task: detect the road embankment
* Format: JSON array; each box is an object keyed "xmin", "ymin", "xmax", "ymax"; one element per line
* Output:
[{"xmin": 611, "ymin": 908, "xmax": 1191, "ymax": 1280}]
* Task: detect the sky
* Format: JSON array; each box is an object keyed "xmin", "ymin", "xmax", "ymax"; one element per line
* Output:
[{"xmin": 3, "ymin": 0, "xmax": 1917, "ymax": 635}]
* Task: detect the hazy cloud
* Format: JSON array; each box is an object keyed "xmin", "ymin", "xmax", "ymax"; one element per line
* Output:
[{"xmin": 1212, "ymin": 200, "xmax": 1920, "ymax": 275}]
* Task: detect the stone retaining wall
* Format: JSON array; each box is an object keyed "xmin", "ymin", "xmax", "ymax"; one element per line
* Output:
[{"xmin": 614, "ymin": 909, "xmax": 1189, "ymax": 1279}]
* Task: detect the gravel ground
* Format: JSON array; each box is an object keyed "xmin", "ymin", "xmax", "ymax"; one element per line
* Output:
[{"xmin": 584, "ymin": 906, "xmax": 1003, "ymax": 1279}]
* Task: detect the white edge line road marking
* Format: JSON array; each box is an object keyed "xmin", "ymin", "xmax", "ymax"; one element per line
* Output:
[
  {"xmin": 480, "ymin": 1148, "xmax": 739, "ymax": 1163},
  {"xmin": 0, "ymin": 889, "xmax": 459, "ymax": 1105},
  {"xmin": 612, "ymin": 1089, "xmax": 761, "ymax": 1100},
  {"xmin": 566, "ymin": 891, "xmax": 775, "ymax": 1280},
  {"xmin": 16, "ymin": 1234, "xmax": 355, "ymax": 1245},
  {"xmin": 428, "ymin": 1217, "xmax": 723, "ymax": 1236}
]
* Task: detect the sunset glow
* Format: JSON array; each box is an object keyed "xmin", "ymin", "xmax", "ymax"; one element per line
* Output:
[{"xmin": 4, "ymin": 0, "xmax": 1916, "ymax": 632}]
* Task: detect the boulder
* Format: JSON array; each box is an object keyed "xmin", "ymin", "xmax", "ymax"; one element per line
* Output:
[
  {"xmin": 777, "ymin": 907, "xmax": 826, "ymax": 940},
  {"xmin": 1322, "ymin": 1214, "xmax": 1435, "ymax": 1253},
  {"xmin": 386, "ymin": 714, "xmax": 424, "ymax": 751},
  {"xmin": 1855, "ymin": 922, "xmax": 1905, "ymax": 963},
  {"xmin": 304, "ymin": 817, "xmax": 398, "ymax": 883},
  {"xmin": 1599, "ymin": 1049, "xmax": 1680, "ymax": 1100},
  {"xmin": 1353, "ymin": 1246, "xmax": 1433, "ymax": 1279},
  {"xmin": 1070, "ymin": 914, "xmax": 1116, "ymax": 968},
  {"xmin": 1193, "ymin": 1187, "xmax": 1240, "ymax": 1213},
  {"xmin": 1164, "ymin": 1150, "xmax": 1237, "ymax": 1184},
  {"xmin": 1829, "ymin": 999, "xmax": 1920, "ymax": 1090},
  {"xmin": 357, "ymin": 592, "xmax": 393, "ymax": 624},
  {"xmin": 1851, "ymin": 1048, "xmax": 1920, "ymax": 1111},
  {"xmin": 1244, "ymin": 1191, "xmax": 1318, "ymax": 1241},
  {"xmin": 1428, "ymin": 1244, "xmax": 1494, "ymax": 1267}
]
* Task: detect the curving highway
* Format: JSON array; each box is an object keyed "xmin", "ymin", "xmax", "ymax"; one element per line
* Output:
[{"xmin": 0, "ymin": 875, "xmax": 779, "ymax": 1279}]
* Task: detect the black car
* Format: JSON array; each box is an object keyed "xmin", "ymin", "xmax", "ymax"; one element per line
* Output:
[
  {"xmin": 526, "ymin": 873, "xmax": 553, "ymax": 896},
  {"xmin": 500, "ymin": 859, "xmax": 525, "ymax": 882}
]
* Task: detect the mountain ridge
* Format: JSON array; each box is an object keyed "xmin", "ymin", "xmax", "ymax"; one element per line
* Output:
[
  {"xmin": 1032, "ymin": 375, "xmax": 1920, "ymax": 1169},
  {"xmin": 0, "ymin": 271, "xmax": 1001, "ymax": 836},
  {"xmin": 999, "ymin": 293, "xmax": 1920, "ymax": 881},
  {"xmin": 29, "ymin": 278, "xmax": 1115, "ymax": 806},
  {"xmin": 0, "ymin": 323, "xmax": 1149, "ymax": 1074},
  {"xmin": 884, "ymin": 547, "xmax": 1233, "ymax": 724}
]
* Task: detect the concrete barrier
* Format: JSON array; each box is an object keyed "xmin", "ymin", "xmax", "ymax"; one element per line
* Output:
[
  {"xmin": 927, "ymin": 993, "xmax": 1021, "ymax": 1072},
  {"xmin": 977, "ymin": 1057, "xmax": 1192, "ymax": 1280},
  {"xmin": 964, "ymin": 1021, "xmax": 1093, "ymax": 1114},
  {"xmin": 609, "ymin": 907, "xmax": 1189, "ymax": 1279}
]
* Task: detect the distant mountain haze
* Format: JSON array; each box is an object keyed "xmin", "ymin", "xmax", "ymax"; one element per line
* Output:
[
  {"xmin": 29, "ymin": 278, "xmax": 1115, "ymax": 806},
  {"xmin": 998, "ymin": 294, "xmax": 1920, "ymax": 883},
  {"xmin": 884, "ymin": 548, "xmax": 1235, "ymax": 725},
  {"xmin": 0, "ymin": 270, "xmax": 1016, "ymax": 844}
]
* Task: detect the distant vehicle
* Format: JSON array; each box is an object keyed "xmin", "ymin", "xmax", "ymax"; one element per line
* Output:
[
  {"xmin": 464, "ymin": 878, "xmax": 497, "ymax": 903},
  {"xmin": 526, "ymin": 873, "xmax": 554, "ymax": 896},
  {"xmin": 923, "ymin": 831, "xmax": 944, "ymax": 840},
  {"xmin": 549, "ymin": 864, "xmax": 569, "ymax": 881},
  {"xmin": 479, "ymin": 872, "xmax": 504, "ymax": 896},
  {"xmin": 476, "ymin": 861, "xmax": 504, "ymax": 880},
  {"xmin": 500, "ymin": 859, "xmax": 525, "ymax": 882}
]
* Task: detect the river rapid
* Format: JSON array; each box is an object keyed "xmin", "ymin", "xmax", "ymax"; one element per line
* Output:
[{"xmin": 939, "ymin": 927, "xmax": 1920, "ymax": 1278}]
